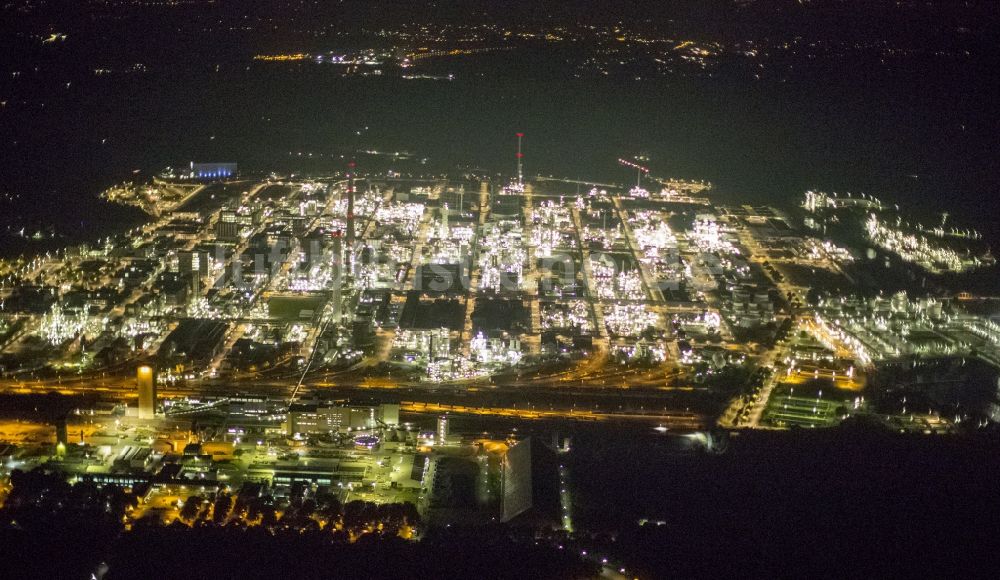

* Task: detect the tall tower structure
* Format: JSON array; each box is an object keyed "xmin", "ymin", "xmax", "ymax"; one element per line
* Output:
[
  {"xmin": 516, "ymin": 132, "xmax": 525, "ymax": 187},
  {"xmin": 137, "ymin": 365, "xmax": 156, "ymax": 419},
  {"xmin": 346, "ymin": 161, "xmax": 356, "ymax": 276},
  {"xmin": 437, "ymin": 414, "xmax": 450, "ymax": 444},
  {"xmin": 440, "ymin": 203, "xmax": 450, "ymax": 239},
  {"xmin": 331, "ymin": 231, "xmax": 343, "ymax": 325}
]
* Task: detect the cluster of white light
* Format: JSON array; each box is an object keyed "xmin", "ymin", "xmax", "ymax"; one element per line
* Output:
[
  {"xmin": 329, "ymin": 190, "xmax": 379, "ymax": 218},
  {"xmin": 353, "ymin": 263, "xmax": 396, "ymax": 290},
  {"xmin": 392, "ymin": 328, "xmax": 450, "ymax": 363},
  {"xmin": 316, "ymin": 216, "xmax": 347, "ymax": 234},
  {"xmin": 627, "ymin": 186, "xmax": 650, "ymax": 198},
  {"xmin": 611, "ymin": 342, "xmax": 666, "ymax": 362},
  {"xmin": 604, "ymin": 303, "xmax": 659, "ymax": 337},
  {"xmin": 530, "ymin": 200, "xmax": 573, "ymax": 258},
  {"xmin": 803, "ymin": 190, "xmax": 835, "ymax": 212},
  {"xmin": 298, "ymin": 182, "xmax": 325, "ymax": 195},
  {"xmin": 803, "ymin": 190, "xmax": 883, "ymax": 213},
  {"xmin": 247, "ymin": 301, "xmax": 269, "ymax": 319},
  {"xmin": 813, "ymin": 292, "xmax": 1000, "ymax": 370},
  {"xmin": 374, "ymin": 202, "xmax": 425, "ymax": 236},
  {"xmin": 469, "ymin": 332, "xmax": 522, "ymax": 366},
  {"xmin": 448, "ymin": 225, "xmax": 475, "ymax": 244},
  {"xmin": 426, "ymin": 357, "xmax": 487, "ymax": 383},
  {"xmin": 581, "ymin": 225, "xmax": 616, "ymax": 251},
  {"xmin": 39, "ymin": 304, "xmax": 104, "ymax": 345},
  {"xmin": 964, "ymin": 317, "xmax": 1000, "ymax": 345},
  {"xmin": 540, "ymin": 300, "xmax": 593, "ymax": 332},
  {"xmin": 298, "ymin": 199, "xmax": 321, "ymax": 216},
  {"xmin": 287, "ymin": 256, "xmax": 337, "ymax": 291},
  {"xmin": 285, "ymin": 324, "xmax": 308, "ymax": 344},
  {"xmin": 478, "ymin": 222, "xmax": 526, "ymax": 292},
  {"xmin": 590, "ymin": 257, "xmax": 645, "ymax": 300},
  {"xmin": 672, "ymin": 311, "xmax": 722, "ymax": 334},
  {"xmin": 427, "ymin": 239, "xmax": 467, "ymax": 264},
  {"xmin": 502, "ymin": 181, "xmax": 525, "ymax": 194},
  {"xmin": 812, "ymin": 294, "xmax": 944, "ymax": 367},
  {"xmin": 631, "ymin": 211, "xmax": 678, "ymax": 255},
  {"xmin": 384, "ymin": 242, "xmax": 414, "ymax": 269},
  {"xmin": 616, "ymin": 271, "xmax": 644, "ymax": 300},
  {"xmin": 423, "ymin": 216, "xmax": 475, "ymax": 265},
  {"xmin": 803, "ymin": 238, "xmax": 854, "ymax": 263},
  {"xmin": 120, "ymin": 318, "xmax": 160, "ymax": 338},
  {"xmin": 811, "ymin": 313, "xmax": 876, "ymax": 367},
  {"xmin": 690, "ymin": 219, "xmax": 738, "ymax": 254},
  {"xmin": 864, "ymin": 214, "xmax": 982, "ymax": 274},
  {"xmin": 288, "ymin": 274, "xmax": 326, "ymax": 292},
  {"xmin": 187, "ymin": 297, "xmax": 222, "ymax": 318},
  {"xmin": 241, "ymin": 323, "xmax": 264, "ymax": 342}
]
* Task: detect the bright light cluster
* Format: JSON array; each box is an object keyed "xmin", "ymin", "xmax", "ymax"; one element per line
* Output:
[
  {"xmin": 590, "ymin": 257, "xmax": 645, "ymax": 300},
  {"xmin": 285, "ymin": 324, "xmax": 308, "ymax": 344},
  {"xmin": 611, "ymin": 342, "xmax": 666, "ymax": 362},
  {"xmin": 39, "ymin": 304, "xmax": 105, "ymax": 345},
  {"xmin": 330, "ymin": 189, "xmax": 380, "ymax": 219},
  {"xmin": 632, "ymin": 213, "xmax": 677, "ymax": 252},
  {"xmin": 426, "ymin": 357, "xmax": 487, "ymax": 383},
  {"xmin": 187, "ymin": 297, "xmax": 222, "ymax": 318},
  {"xmin": 581, "ymin": 224, "xmax": 617, "ymax": 251},
  {"xmin": 690, "ymin": 218, "xmax": 738, "ymax": 254},
  {"xmin": 479, "ymin": 221, "xmax": 526, "ymax": 292},
  {"xmin": 627, "ymin": 186, "xmax": 650, "ymax": 198},
  {"xmin": 393, "ymin": 328, "xmax": 450, "ymax": 364},
  {"xmin": 803, "ymin": 190, "xmax": 883, "ymax": 213},
  {"xmin": 540, "ymin": 300, "xmax": 593, "ymax": 332},
  {"xmin": 288, "ymin": 269, "xmax": 331, "ymax": 292},
  {"xmin": 803, "ymin": 238, "xmax": 854, "ymax": 263},
  {"xmin": 374, "ymin": 202, "xmax": 425, "ymax": 236},
  {"xmin": 673, "ymin": 311, "xmax": 722, "ymax": 335},
  {"xmin": 604, "ymin": 303, "xmax": 659, "ymax": 337},
  {"xmin": 530, "ymin": 200, "xmax": 573, "ymax": 258},
  {"xmin": 469, "ymin": 332, "xmax": 522, "ymax": 366},
  {"xmin": 811, "ymin": 293, "xmax": 964, "ymax": 367},
  {"xmin": 864, "ymin": 214, "xmax": 984, "ymax": 274}
]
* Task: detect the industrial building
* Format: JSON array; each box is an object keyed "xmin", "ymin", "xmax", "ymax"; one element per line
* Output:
[
  {"xmin": 286, "ymin": 402, "xmax": 400, "ymax": 436},
  {"xmin": 137, "ymin": 365, "xmax": 157, "ymax": 418},
  {"xmin": 501, "ymin": 437, "xmax": 562, "ymax": 528}
]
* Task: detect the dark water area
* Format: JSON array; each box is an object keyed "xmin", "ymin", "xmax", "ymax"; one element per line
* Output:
[
  {"xmin": 567, "ymin": 423, "xmax": 1000, "ymax": 577},
  {"xmin": 1, "ymin": 53, "xmax": 998, "ymax": 253}
]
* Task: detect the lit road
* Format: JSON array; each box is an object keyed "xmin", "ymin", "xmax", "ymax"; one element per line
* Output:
[
  {"xmin": 401, "ymin": 400, "xmax": 703, "ymax": 428},
  {"xmin": 0, "ymin": 365, "xmax": 710, "ymax": 428}
]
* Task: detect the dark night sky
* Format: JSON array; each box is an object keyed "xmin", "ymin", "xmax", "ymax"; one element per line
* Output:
[{"xmin": 0, "ymin": 0, "xmax": 997, "ymax": 245}]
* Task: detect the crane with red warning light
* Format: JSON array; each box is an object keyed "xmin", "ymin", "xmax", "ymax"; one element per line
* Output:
[{"xmin": 618, "ymin": 157, "xmax": 650, "ymax": 188}]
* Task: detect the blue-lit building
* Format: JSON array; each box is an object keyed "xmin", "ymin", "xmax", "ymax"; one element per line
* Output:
[{"xmin": 190, "ymin": 162, "xmax": 237, "ymax": 180}]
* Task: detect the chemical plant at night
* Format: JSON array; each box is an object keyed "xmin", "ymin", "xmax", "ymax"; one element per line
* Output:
[{"xmin": 1, "ymin": 142, "xmax": 999, "ymax": 579}]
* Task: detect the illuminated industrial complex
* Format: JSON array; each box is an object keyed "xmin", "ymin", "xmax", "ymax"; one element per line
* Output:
[{"xmin": 1, "ymin": 141, "xmax": 999, "ymax": 577}]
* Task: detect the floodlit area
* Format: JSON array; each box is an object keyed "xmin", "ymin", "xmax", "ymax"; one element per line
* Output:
[{"xmin": 0, "ymin": 170, "xmax": 998, "ymax": 440}]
